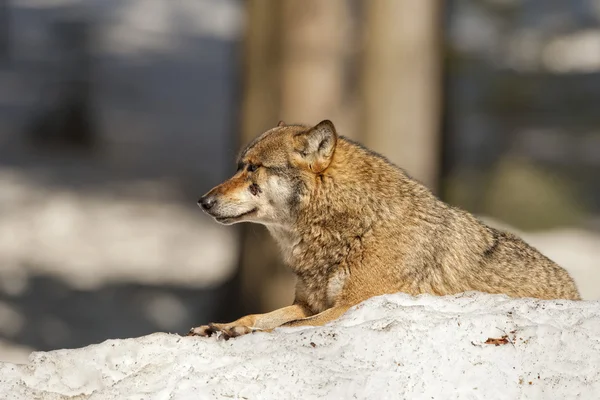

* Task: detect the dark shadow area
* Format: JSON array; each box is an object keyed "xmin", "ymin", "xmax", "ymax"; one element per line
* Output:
[{"xmin": 0, "ymin": 273, "xmax": 243, "ymax": 352}]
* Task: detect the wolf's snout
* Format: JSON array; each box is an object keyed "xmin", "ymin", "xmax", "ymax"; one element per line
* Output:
[{"xmin": 198, "ymin": 195, "xmax": 216, "ymax": 211}]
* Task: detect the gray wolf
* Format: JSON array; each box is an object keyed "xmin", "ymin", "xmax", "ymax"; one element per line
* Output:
[{"xmin": 188, "ymin": 120, "xmax": 581, "ymax": 339}]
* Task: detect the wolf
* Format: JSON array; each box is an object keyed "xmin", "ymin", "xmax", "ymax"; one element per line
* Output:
[{"xmin": 189, "ymin": 120, "xmax": 581, "ymax": 339}]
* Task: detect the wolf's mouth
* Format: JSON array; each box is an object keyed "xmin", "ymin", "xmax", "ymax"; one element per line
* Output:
[{"xmin": 215, "ymin": 208, "xmax": 257, "ymax": 223}]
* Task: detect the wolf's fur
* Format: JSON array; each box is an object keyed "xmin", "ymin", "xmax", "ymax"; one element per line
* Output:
[{"xmin": 189, "ymin": 120, "xmax": 580, "ymax": 339}]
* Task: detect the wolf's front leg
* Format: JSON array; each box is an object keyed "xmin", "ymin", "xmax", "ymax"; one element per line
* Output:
[
  {"xmin": 281, "ymin": 305, "xmax": 351, "ymax": 328},
  {"xmin": 187, "ymin": 304, "xmax": 311, "ymax": 339}
]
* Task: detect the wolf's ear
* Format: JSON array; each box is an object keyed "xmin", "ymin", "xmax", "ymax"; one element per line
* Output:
[
  {"xmin": 293, "ymin": 120, "xmax": 337, "ymax": 173},
  {"xmin": 277, "ymin": 120, "xmax": 286, "ymax": 127}
]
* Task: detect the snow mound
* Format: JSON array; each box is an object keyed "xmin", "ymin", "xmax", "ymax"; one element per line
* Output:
[{"xmin": 1, "ymin": 292, "xmax": 599, "ymax": 399}]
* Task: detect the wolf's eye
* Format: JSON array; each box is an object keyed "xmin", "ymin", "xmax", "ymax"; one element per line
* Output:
[{"xmin": 247, "ymin": 164, "xmax": 258, "ymax": 172}]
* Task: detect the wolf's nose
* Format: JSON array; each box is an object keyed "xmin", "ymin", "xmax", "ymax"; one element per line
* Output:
[{"xmin": 198, "ymin": 195, "xmax": 216, "ymax": 211}]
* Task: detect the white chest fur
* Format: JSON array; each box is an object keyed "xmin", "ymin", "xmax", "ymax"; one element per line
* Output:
[{"xmin": 326, "ymin": 269, "xmax": 348, "ymax": 307}]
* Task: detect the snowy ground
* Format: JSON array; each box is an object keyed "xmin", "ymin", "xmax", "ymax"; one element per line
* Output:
[{"xmin": 1, "ymin": 292, "xmax": 599, "ymax": 399}]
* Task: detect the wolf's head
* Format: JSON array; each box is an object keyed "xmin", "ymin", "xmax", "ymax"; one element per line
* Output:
[{"xmin": 198, "ymin": 120, "xmax": 337, "ymax": 227}]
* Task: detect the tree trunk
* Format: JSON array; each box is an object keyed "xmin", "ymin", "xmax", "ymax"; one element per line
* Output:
[
  {"xmin": 279, "ymin": 0, "xmax": 349, "ymax": 126},
  {"xmin": 361, "ymin": 0, "xmax": 443, "ymax": 191},
  {"xmin": 237, "ymin": 0, "xmax": 285, "ymax": 315}
]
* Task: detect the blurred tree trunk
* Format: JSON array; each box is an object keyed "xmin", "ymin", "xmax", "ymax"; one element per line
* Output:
[
  {"xmin": 237, "ymin": 0, "xmax": 349, "ymax": 314},
  {"xmin": 237, "ymin": 0, "xmax": 284, "ymax": 315},
  {"xmin": 361, "ymin": 0, "xmax": 443, "ymax": 191},
  {"xmin": 279, "ymin": 0, "xmax": 350, "ymax": 126}
]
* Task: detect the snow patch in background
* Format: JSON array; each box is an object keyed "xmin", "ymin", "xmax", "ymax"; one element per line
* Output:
[
  {"xmin": 0, "ymin": 170, "xmax": 238, "ymax": 290},
  {"xmin": 1, "ymin": 292, "xmax": 599, "ymax": 399}
]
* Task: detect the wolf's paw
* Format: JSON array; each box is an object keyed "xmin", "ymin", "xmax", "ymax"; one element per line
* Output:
[{"xmin": 186, "ymin": 323, "xmax": 254, "ymax": 340}]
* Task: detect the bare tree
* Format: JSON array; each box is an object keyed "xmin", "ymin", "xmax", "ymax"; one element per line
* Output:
[
  {"xmin": 237, "ymin": 0, "xmax": 284, "ymax": 315},
  {"xmin": 279, "ymin": 0, "xmax": 350, "ymax": 125},
  {"xmin": 361, "ymin": 0, "xmax": 443, "ymax": 190}
]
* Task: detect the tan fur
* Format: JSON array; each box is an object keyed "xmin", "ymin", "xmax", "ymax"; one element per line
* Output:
[{"xmin": 189, "ymin": 120, "xmax": 581, "ymax": 339}]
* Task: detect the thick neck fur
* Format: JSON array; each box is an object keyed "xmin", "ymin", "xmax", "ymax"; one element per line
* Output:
[{"xmin": 269, "ymin": 137, "xmax": 424, "ymax": 278}]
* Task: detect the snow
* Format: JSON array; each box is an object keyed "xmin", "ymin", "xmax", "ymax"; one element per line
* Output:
[
  {"xmin": 1, "ymin": 292, "xmax": 599, "ymax": 399},
  {"xmin": 0, "ymin": 170, "xmax": 238, "ymax": 290}
]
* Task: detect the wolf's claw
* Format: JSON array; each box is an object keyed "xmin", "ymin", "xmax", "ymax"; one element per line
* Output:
[
  {"xmin": 186, "ymin": 324, "xmax": 215, "ymax": 337},
  {"xmin": 186, "ymin": 323, "xmax": 253, "ymax": 339}
]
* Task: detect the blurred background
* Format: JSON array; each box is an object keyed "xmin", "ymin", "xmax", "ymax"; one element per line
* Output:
[{"xmin": 0, "ymin": 0, "xmax": 599, "ymax": 364}]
